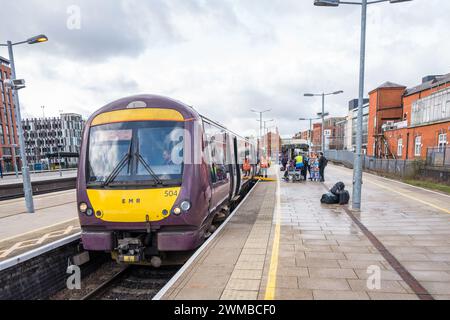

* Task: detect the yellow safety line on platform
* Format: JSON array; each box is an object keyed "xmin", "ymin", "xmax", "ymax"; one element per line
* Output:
[
  {"xmin": 330, "ymin": 165, "xmax": 450, "ymax": 214},
  {"xmin": 264, "ymin": 170, "xmax": 281, "ymax": 300},
  {"xmin": 369, "ymin": 180, "xmax": 450, "ymax": 215},
  {"xmin": 255, "ymin": 177, "xmax": 277, "ymax": 182}
]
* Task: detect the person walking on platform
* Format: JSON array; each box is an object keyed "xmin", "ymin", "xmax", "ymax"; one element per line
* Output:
[{"xmin": 318, "ymin": 152, "xmax": 328, "ymax": 182}]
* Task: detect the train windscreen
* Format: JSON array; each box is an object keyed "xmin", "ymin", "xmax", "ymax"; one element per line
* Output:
[{"xmin": 87, "ymin": 121, "xmax": 184, "ymax": 187}]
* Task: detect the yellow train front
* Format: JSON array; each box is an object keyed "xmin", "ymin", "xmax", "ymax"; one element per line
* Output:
[{"xmin": 77, "ymin": 95, "xmax": 257, "ymax": 266}]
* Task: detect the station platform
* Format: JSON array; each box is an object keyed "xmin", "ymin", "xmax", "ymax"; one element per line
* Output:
[
  {"xmin": 157, "ymin": 164, "xmax": 450, "ymax": 300},
  {"xmin": 0, "ymin": 170, "xmax": 77, "ymax": 186},
  {"xmin": 0, "ymin": 190, "xmax": 79, "ymax": 261}
]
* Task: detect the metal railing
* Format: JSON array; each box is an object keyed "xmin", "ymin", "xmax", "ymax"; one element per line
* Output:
[
  {"xmin": 324, "ymin": 150, "xmax": 421, "ymax": 178},
  {"xmin": 427, "ymin": 146, "xmax": 450, "ymax": 167}
]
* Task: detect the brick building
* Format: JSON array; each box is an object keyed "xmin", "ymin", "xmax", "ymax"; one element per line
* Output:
[
  {"xmin": 367, "ymin": 74, "xmax": 450, "ymax": 161},
  {"xmin": 324, "ymin": 117, "xmax": 346, "ymax": 151},
  {"xmin": 311, "ymin": 123, "xmax": 322, "ymax": 152},
  {"xmin": 0, "ymin": 56, "xmax": 20, "ymax": 174}
]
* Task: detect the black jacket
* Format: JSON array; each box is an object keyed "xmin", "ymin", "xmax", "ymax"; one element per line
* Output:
[{"xmin": 318, "ymin": 156, "xmax": 327, "ymax": 168}]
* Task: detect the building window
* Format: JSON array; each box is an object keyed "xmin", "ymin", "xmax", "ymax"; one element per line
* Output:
[
  {"xmin": 438, "ymin": 133, "xmax": 447, "ymax": 151},
  {"xmin": 397, "ymin": 138, "xmax": 403, "ymax": 157},
  {"xmin": 414, "ymin": 136, "xmax": 421, "ymax": 157}
]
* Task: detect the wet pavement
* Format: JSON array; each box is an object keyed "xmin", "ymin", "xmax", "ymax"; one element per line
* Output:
[{"xmin": 161, "ymin": 164, "xmax": 450, "ymax": 300}]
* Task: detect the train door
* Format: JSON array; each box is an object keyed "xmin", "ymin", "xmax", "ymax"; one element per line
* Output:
[
  {"xmin": 203, "ymin": 121, "xmax": 231, "ymax": 212},
  {"xmin": 227, "ymin": 133, "xmax": 238, "ymax": 199},
  {"xmin": 233, "ymin": 136, "xmax": 241, "ymax": 196}
]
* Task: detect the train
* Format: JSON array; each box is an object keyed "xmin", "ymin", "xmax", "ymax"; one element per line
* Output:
[{"xmin": 77, "ymin": 94, "xmax": 258, "ymax": 266}]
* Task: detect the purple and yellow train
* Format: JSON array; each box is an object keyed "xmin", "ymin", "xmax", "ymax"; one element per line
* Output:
[{"xmin": 77, "ymin": 95, "xmax": 257, "ymax": 266}]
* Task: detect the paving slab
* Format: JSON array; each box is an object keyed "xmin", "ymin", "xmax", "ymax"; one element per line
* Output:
[
  {"xmin": 0, "ymin": 190, "xmax": 79, "ymax": 261},
  {"xmin": 159, "ymin": 164, "xmax": 450, "ymax": 300}
]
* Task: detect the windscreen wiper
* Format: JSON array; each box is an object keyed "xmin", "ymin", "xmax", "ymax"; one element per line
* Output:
[
  {"xmin": 102, "ymin": 141, "xmax": 133, "ymax": 187},
  {"xmin": 102, "ymin": 152, "xmax": 131, "ymax": 187},
  {"xmin": 135, "ymin": 152, "xmax": 163, "ymax": 185}
]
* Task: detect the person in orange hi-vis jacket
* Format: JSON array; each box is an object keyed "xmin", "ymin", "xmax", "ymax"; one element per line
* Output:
[
  {"xmin": 260, "ymin": 155, "xmax": 269, "ymax": 178},
  {"xmin": 243, "ymin": 157, "xmax": 251, "ymax": 177}
]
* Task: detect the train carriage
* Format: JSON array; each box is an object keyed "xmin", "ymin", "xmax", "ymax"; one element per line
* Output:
[{"xmin": 77, "ymin": 95, "xmax": 256, "ymax": 266}]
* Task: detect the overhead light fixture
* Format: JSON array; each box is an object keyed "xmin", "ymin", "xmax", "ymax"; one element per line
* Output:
[{"xmin": 27, "ymin": 34, "xmax": 48, "ymax": 44}]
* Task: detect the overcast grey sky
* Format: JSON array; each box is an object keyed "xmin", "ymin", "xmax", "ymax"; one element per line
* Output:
[{"xmin": 0, "ymin": 0, "xmax": 448, "ymax": 137}]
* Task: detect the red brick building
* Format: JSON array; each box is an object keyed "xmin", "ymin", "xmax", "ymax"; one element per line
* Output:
[
  {"xmin": 368, "ymin": 74, "xmax": 450, "ymax": 160},
  {"xmin": 0, "ymin": 56, "xmax": 20, "ymax": 173},
  {"xmin": 311, "ymin": 123, "xmax": 322, "ymax": 152}
]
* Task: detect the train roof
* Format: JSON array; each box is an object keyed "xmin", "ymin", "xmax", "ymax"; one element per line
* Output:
[
  {"xmin": 87, "ymin": 94, "xmax": 201, "ymax": 123},
  {"xmin": 86, "ymin": 94, "xmax": 255, "ymax": 145}
]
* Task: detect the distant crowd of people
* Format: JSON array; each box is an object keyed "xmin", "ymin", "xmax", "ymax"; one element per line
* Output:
[{"xmin": 281, "ymin": 151, "xmax": 328, "ymax": 182}]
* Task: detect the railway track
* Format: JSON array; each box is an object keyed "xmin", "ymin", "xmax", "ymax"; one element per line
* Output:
[
  {"xmin": 51, "ymin": 180, "xmax": 258, "ymax": 300},
  {"xmin": 81, "ymin": 265, "xmax": 179, "ymax": 300}
]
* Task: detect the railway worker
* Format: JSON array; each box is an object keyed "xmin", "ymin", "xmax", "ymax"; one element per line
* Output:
[
  {"xmin": 260, "ymin": 155, "xmax": 269, "ymax": 178},
  {"xmin": 243, "ymin": 157, "xmax": 251, "ymax": 177},
  {"xmin": 294, "ymin": 153, "xmax": 304, "ymax": 170}
]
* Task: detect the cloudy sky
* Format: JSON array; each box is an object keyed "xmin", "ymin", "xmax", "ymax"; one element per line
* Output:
[{"xmin": 0, "ymin": 0, "xmax": 448, "ymax": 137}]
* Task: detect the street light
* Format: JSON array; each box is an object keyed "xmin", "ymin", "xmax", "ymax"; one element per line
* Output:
[
  {"xmin": 0, "ymin": 34, "xmax": 49, "ymax": 213},
  {"xmin": 251, "ymin": 108, "xmax": 271, "ymax": 154},
  {"xmin": 304, "ymin": 91, "xmax": 343, "ymax": 153},
  {"xmin": 58, "ymin": 144, "xmax": 64, "ymax": 177},
  {"xmin": 11, "ymin": 144, "xmax": 19, "ymax": 178},
  {"xmin": 299, "ymin": 117, "xmax": 321, "ymax": 152},
  {"xmin": 257, "ymin": 119, "xmax": 274, "ymax": 154},
  {"xmin": 314, "ymin": 0, "xmax": 411, "ymax": 211}
]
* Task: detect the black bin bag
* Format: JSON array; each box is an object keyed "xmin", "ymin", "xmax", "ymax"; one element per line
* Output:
[
  {"xmin": 339, "ymin": 190, "xmax": 350, "ymax": 205},
  {"xmin": 330, "ymin": 182, "xmax": 345, "ymax": 195},
  {"xmin": 320, "ymin": 192, "xmax": 339, "ymax": 204}
]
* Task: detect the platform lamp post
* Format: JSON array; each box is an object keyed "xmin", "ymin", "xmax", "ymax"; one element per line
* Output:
[
  {"xmin": 257, "ymin": 119, "xmax": 274, "ymax": 155},
  {"xmin": 11, "ymin": 144, "xmax": 19, "ymax": 178},
  {"xmin": 57, "ymin": 144, "xmax": 64, "ymax": 177},
  {"xmin": 313, "ymin": 0, "xmax": 412, "ymax": 210},
  {"xmin": 299, "ymin": 117, "xmax": 321, "ymax": 153},
  {"xmin": 251, "ymin": 108, "xmax": 271, "ymax": 156},
  {"xmin": 0, "ymin": 34, "xmax": 49, "ymax": 213},
  {"xmin": 304, "ymin": 91, "xmax": 343, "ymax": 153}
]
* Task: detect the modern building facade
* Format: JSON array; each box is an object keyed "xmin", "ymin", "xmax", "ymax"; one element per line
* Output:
[
  {"xmin": 0, "ymin": 56, "xmax": 20, "ymax": 174},
  {"xmin": 22, "ymin": 113, "xmax": 85, "ymax": 168},
  {"xmin": 349, "ymin": 98, "xmax": 370, "ymax": 153}
]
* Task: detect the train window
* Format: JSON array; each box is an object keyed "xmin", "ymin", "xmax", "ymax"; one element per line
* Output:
[
  {"xmin": 87, "ymin": 121, "xmax": 184, "ymax": 186},
  {"xmin": 203, "ymin": 121, "xmax": 227, "ymax": 183}
]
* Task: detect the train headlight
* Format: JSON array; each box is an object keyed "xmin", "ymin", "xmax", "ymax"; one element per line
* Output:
[
  {"xmin": 79, "ymin": 202, "xmax": 88, "ymax": 213},
  {"xmin": 173, "ymin": 207, "xmax": 182, "ymax": 215},
  {"xmin": 180, "ymin": 201, "xmax": 191, "ymax": 212},
  {"xmin": 86, "ymin": 208, "xmax": 94, "ymax": 216}
]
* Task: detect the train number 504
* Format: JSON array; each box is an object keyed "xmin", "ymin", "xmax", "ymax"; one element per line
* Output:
[{"xmin": 164, "ymin": 190, "xmax": 179, "ymax": 197}]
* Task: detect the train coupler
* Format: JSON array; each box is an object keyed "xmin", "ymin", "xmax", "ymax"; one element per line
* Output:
[{"xmin": 116, "ymin": 238, "xmax": 144, "ymax": 263}]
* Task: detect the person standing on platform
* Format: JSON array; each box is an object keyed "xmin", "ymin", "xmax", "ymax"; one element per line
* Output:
[
  {"xmin": 318, "ymin": 152, "xmax": 328, "ymax": 182},
  {"xmin": 260, "ymin": 155, "xmax": 269, "ymax": 178},
  {"xmin": 243, "ymin": 157, "xmax": 251, "ymax": 177},
  {"xmin": 310, "ymin": 153, "xmax": 320, "ymax": 181},
  {"xmin": 281, "ymin": 154, "xmax": 288, "ymax": 171}
]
